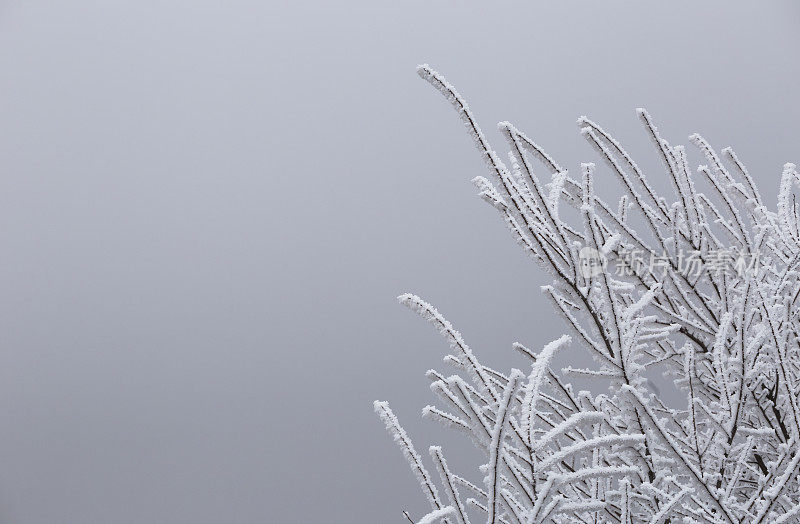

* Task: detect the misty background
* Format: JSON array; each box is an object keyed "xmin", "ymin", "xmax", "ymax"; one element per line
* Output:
[{"xmin": 0, "ymin": 2, "xmax": 798, "ymax": 522}]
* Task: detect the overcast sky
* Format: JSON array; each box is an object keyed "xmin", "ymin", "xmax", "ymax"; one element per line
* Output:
[{"xmin": 0, "ymin": 2, "xmax": 799, "ymax": 523}]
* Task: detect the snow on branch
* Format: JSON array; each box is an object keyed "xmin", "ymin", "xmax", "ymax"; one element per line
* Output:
[{"xmin": 376, "ymin": 65, "xmax": 800, "ymax": 523}]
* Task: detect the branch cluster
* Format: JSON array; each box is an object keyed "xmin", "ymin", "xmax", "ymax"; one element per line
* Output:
[{"xmin": 375, "ymin": 66, "xmax": 800, "ymax": 524}]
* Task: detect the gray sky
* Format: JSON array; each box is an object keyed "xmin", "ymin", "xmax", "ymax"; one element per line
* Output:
[{"xmin": 0, "ymin": 1, "xmax": 798, "ymax": 523}]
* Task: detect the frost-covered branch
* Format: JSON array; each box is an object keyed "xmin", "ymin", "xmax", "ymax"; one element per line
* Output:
[{"xmin": 375, "ymin": 65, "xmax": 800, "ymax": 523}]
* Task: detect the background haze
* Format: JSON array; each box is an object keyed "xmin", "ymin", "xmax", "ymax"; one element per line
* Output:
[{"xmin": 0, "ymin": 2, "xmax": 799, "ymax": 522}]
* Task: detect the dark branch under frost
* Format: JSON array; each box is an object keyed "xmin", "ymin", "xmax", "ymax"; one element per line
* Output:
[{"xmin": 375, "ymin": 65, "xmax": 800, "ymax": 524}]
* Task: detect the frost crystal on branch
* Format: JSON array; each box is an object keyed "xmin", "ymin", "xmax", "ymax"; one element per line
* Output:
[{"xmin": 375, "ymin": 65, "xmax": 800, "ymax": 523}]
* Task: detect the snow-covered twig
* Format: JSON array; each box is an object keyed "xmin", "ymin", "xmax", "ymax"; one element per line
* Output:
[{"xmin": 375, "ymin": 66, "xmax": 800, "ymax": 523}]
